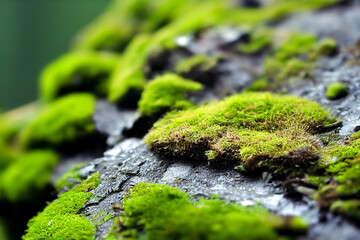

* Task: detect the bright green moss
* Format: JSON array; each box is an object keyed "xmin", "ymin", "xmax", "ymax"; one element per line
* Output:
[
  {"xmin": 313, "ymin": 38, "xmax": 338, "ymax": 58},
  {"xmin": 238, "ymin": 28, "xmax": 273, "ymax": 54},
  {"xmin": 107, "ymin": 35, "xmax": 152, "ymax": 105},
  {"xmin": 175, "ymin": 55, "xmax": 219, "ymax": 74},
  {"xmin": 326, "ymin": 82, "xmax": 348, "ymax": 100},
  {"xmin": 277, "ymin": 59, "xmax": 311, "ymax": 81},
  {"xmin": 247, "ymin": 78, "xmax": 270, "ymax": 92},
  {"xmin": 40, "ymin": 51, "xmax": 119, "ymax": 102},
  {"xmin": 55, "ymin": 163, "xmax": 86, "ymax": 192},
  {"xmin": 145, "ymin": 92, "xmax": 332, "ymax": 172},
  {"xmin": 275, "ymin": 33, "xmax": 317, "ymax": 63},
  {"xmin": 106, "ymin": 183, "xmax": 307, "ymax": 240},
  {"xmin": 74, "ymin": 13, "xmax": 136, "ymax": 52},
  {"xmin": 0, "ymin": 150, "xmax": 58, "ymax": 202},
  {"xmin": 20, "ymin": 93, "xmax": 96, "ymax": 150},
  {"xmin": 330, "ymin": 200, "xmax": 360, "ymax": 221},
  {"xmin": 107, "ymin": 0, "xmax": 338, "ymax": 104},
  {"xmin": 23, "ymin": 173, "xmax": 100, "ymax": 240},
  {"xmin": 138, "ymin": 74, "xmax": 202, "ymax": 117}
]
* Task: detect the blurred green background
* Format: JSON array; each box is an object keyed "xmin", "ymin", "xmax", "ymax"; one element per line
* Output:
[{"xmin": 0, "ymin": 0, "xmax": 111, "ymax": 111}]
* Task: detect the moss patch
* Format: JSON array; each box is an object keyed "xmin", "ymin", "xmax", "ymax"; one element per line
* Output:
[
  {"xmin": 237, "ymin": 28, "xmax": 273, "ymax": 54},
  {"xmin": 106, "ymin": 0, "xmax": 338, "ymax": 104},
  {"xmin": 145, "ymin": 92, "xmax": 333, "ymax": 173},
  {"xmin": 0, "ymin": 150, "xmax": 58, "ymax": 202},
  {"xmin": 176, "ymin": 55, "xmax": 219, "ymax": 75},
  {"xmin": 20, "ymin": 93, "xmax": 97, "ymax": 150},
  {"xmin": 23, "ymin": 173, "xmax": 100, "ymax": 240},
  {"xmin": 106, "ymin": 183, "xmax": 307, "ymax": 240},
  {"xmin": 40, "ymin": 51, "xmax": 119, "ymax": 102},
  {"xmin": 326, "ymin": 82, "xmax": 348, "ymax": 100},
  {"xmin": 55, "ymin": 163, "xmax": 86, "ymax": 192},
  {"xmin": 138, "ymin": 74, "xmax": 202, "ymax": 118}
]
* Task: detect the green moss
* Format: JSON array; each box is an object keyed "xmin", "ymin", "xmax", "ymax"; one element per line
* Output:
[
  {"xmin": 40, "ymin": 51, "xmax": 119, "ymax": 102},
  {"xmin": 145, "ymin": 92, "xmax": 332, "ymax": 173},
  {"xmin": 138, "ymin": 74, "xmax": 202, "ymax": 117},
  {"xmin": 330, "ymin": 200, "xmax": 360, "ymax": 221},
  {"xmin": 326, "ymin": 82, "xmax": 348, "ymax": 100},
  {"xmin": 106, "ymin": 0, "xmax": 338, "ymax": 104},
  {"xmin": 20, "ymin": 93, "xmax": 97, "ymax": 150},
  {"xmin": 277, "ymin": 59, "xmax": 311, "ymax": 81},
  {"xmin": 275, "ymin": 33, "xmax": 317, "ymax": 63},
  {"xmin": 23, "ymin": 173, "xmax": 100, "ymax": 240},
  {"xmin": 175, "ymin": 55, "xmax": 219, "ymax": 74},
  {"xmin": 0, "ymin": 218, "xmax": 9, "ymax": 240},
  {"xmin": 106, "ymin": 183, "xmax": 307, "ymax": 240},
  {"xmin": 55, "ymin": 162, "xmax": 87, "ymax": 192},
  {"xmin": 313, "ymin": 38, "xmax": 338, "ymax": 58},
  {"xmin": 0, "ymin": 150, "xmax": 58, "ymax": 202},
  {"xmin": 248, "ymin": 78, "xmax": 270, "ymax": 92},
  {"xmin": 238, "ymin": 28, "xmax": 273, "ymax": 54}
]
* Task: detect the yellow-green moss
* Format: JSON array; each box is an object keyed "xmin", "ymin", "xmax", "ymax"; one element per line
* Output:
[
  {"xmin": 20, "ymin": 93, "xmax": 97, "ymax": 150},
  {"xmin": 138, "ymin": 74, "xmax": 202, "ymax": 117},
  {"xmin": 106, "ymin": 183, "xmax": 307, "ymax": 240},
  {"xmin": 238, "ymin": 28, "xmax": 273, "ymax": 54},
  {"xmin": 330, "ymin": 200, "xmax": 360, "ymax": 221},
  {"xmin": 23, "ymin": 173, "xmax": 100, "ymax": 240},
  {"xmin": 145, "ymin": 92, "xmax": 333, "ymax": 173},
  {"xmin": 40, "ymin": 51, "xmax": 119, "ymax": 102},
  {"xmin": 175, "ymin": 55, "xmax": 219, "ymax": 74},
  {"xmin": 106, "ymin": 0, "xmax": 338, "ymax": 104},
  {"xmin": 0, "ymin": 150, "xmax": 58, "ymax": 202},
  {"xmin": 326, "ymin": 82, "xmax": 348, "ymax": 100},
  {"xmin": 247, "ymin": 78, "xmax": 270, "ymax": 92},
  {"xmin": 55, "ymin": 163, "xmax": 87, "ymax": 192}
]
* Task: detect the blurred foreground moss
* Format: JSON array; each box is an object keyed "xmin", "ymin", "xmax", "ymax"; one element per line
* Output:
[
  {"xmin": 20, "ymin": 93, "xmax": 98, "ymax": 150},
  {"xmin": 23, "ymin": 173, "xmax": 100, "ymax": 240}
]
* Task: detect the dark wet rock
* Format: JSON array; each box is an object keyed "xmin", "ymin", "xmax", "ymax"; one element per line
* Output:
[
  {"xmin": 74, "ymin": 138, "xmax": 360, "ymax": 239},
  {"xmin": 277, "ymin": 5, "xmax": 360, "ymax": 47},
  {"xmin": 93, "ymin": 99, "xmax": 138, "ymax": 140},
  {"xmin": 239, "ymin": 0, "xmax": 262, "ymax": 8}
]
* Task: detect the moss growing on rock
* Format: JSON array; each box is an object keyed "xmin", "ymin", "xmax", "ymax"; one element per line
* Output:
[
  {"xmin": 0, "ymin": 150, "xmax": 58, "ymax": 202},
  {"xmin": 106, "ymin": 183, "xmax": 307, "ymax": 240},
  {"xmin": 20, "ymin": 93, "xmax": 97, "ymax": 150},
  {"xmin": 247, "ymin": 78, "xmax": 270, "ymax": 92},
  {"xmin": 23, "ymin": 173, "xmax": 100, "ymax": 240},
  {"xmin": 237, "ymin": 28, "xmax": 273, "ymax": 54},
  {"xmin": 145, "ymin": 92, "xmax": 333, "ymax": 173},
  {"xmin": 176, "ymin": 55, "xmax": 219, "ymax": 75},
  {"xmin": 40, "ymin": 51, "xmax": 119, "ymax": 102},
  {"xmin": 138, "ymin": 74, "xmax": 202, "ymax": 118},
  {"xmin": 326, "ymin": 82, "xmax": 348, "ymax": 100},
  {"xmin": 55, "ymin": 163, "xmax": 86, "ymax": 192}
]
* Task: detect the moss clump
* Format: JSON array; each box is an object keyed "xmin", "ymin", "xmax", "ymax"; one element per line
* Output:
[
  {"xmin": 145, "ymin": 92, "xmax": 333, "ymax": 173},
  {"xmin": 138, "ymin": 74, "xmax": 202, "ymax": 118},
  {"xmin": 20, "ymin": 93, "xmax": 97, "ymax": 150},
  {"xmin": 247, "ymin": 78, "xmax": 270, "ymax": 92},
  {"xmin": 23, "ymin": 173, "xmax": 100, "ymax": 240},
  {"xmin": 304, "ymin": 132, "xmax": 360, "ymax": 221},
  {"xmin": 55, "ymin": 163, "xmax": 86, "ymax": 192},
  {"xmin": 106, "ymin": 183, "xmax": 307, "ymax": 240},
  {"xmin": 40, "ymin": 51, "xmax": 119, "ymax": 102},
  {"xmin": 175, "ymin": 55, "xmax": 219, "ymax": 75},
  {"xmin": 0, "ymin": 150, "xmax": 58, "ymax": 202},
  {"xmin": 330, "ymin": 200, "xmax": 360, "ymax": 221},
  {"xmin": 237, "ymin": 28, "xmax": 273, "ymax": 54},
  {"xmin": 326, "ymin": 82, "xmax": 348, "ymax": 100},
  {"xmin": 275, "ymin": 33, "xmax": 317, "ymax": 63},
  {"xmin": 277, "ymin": 59, "xmax": 311, "ymax": 81}
]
